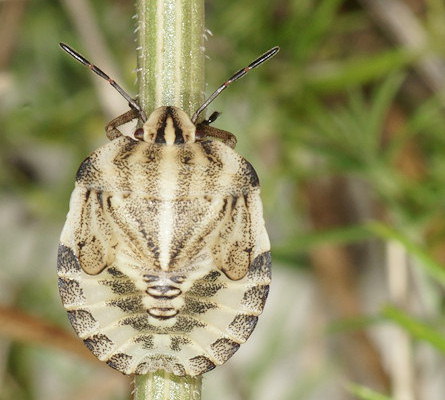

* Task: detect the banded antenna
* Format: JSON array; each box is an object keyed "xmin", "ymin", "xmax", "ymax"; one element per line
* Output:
[
  {"xmin": 191, "ymin": 46, "xmax": 280, "ymax": 124},
  {"xmin": 59, "ymin": 43, "xmax": 147, "ymax": 122}
]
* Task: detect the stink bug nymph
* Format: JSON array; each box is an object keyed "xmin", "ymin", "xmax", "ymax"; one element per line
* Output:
[{"xmin": 57, "ymin": 43, "xmax": 278, "ymax": 376}]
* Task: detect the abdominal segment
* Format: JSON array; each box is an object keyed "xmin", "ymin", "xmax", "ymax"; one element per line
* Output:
[{"xmin": 57, "ymin": 244, "xmax": 271, "ymax": 376}]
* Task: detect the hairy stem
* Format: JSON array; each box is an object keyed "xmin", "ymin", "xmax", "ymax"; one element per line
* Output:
[
  {"xmin": 133, "ymin": 0, "xmax": 205, "ymax": 398},
  {"xmin": 136, "ymin": 0, "xmax": 205, "ymax": 117},
  {"xmin": 133, "ymin": 371, "xmax": 202, "ymax": 400}
]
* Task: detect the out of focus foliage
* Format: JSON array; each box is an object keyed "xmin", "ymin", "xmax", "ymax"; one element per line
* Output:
[{"xmin": 2, "ymin": 0, "xmax": 445, "ymax": 399}]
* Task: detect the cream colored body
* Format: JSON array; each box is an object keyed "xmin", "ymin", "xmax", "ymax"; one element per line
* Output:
[{"xmin": 58, "ymin": 135, "xmax": 271, "ymax": 376}]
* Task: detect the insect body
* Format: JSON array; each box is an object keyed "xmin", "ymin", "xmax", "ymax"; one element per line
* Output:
[{"xmin": 58, "ymin": 44, "xmax": 278, "ymax": 376}]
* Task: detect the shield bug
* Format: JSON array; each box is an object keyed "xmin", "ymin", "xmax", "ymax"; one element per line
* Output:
[{"xmin": 57, "ymin": 42, "xmax": 278, "ymax": 376}]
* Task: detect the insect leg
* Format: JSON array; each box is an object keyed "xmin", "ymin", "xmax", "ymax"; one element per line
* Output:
[
  {"xmin": 106, "ymin": 109, "xmax": 140, "ymax": 140},
  {"xmin": 196, "ymin": 125, "xmax": 237, "ymax": 149}
]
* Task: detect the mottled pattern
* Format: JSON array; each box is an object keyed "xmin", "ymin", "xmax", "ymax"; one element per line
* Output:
[
  {"xmin": 67, "ymin": 309, "xmax": 98, "ymax": 336},
  {"xmin": 106, "ymin": 353, "xmax": 132, "ymax": 371},
  {"xmin": 84, "ymin": 334, "xmax": 113, "ymax": 357},
  {"xmin": 228, "ymin": 314, "xmax": 258, "ymax": 341},
  {"xmin": 210, "ymin": 338, "xmax": 240, "ymax": 363},
  {"xmin": 58, "ymin": 277, "xmax": 85, "ymax": 307},
  {"xmin": 58, "ymin": 137, "xmax": 271, "ymax": 376},
  {"xmin": 57, "ymin": 245, "xmax": 81, "ymax": 274}
]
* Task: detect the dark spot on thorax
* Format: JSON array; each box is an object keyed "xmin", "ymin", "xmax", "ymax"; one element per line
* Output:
[
  {"xmin": 76, "ymin": 156, "xmax": 94, "ymax": 182},
  {"xmin": 241, "ymin": 159, "xmax": 260, "ymax": 187}
]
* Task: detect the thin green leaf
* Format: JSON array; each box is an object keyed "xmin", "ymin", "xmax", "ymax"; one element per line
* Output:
[
  {"xmin": 305, "ymin": 49, "xmax": 415, "ymax": 92},
  {"xmin": 274, "ymin": 224, "xmax": 373, "ymax": 256},
  {"xmin": 294, "ymin": 0, "xmax": 345, "ymax": 59},
  {"xmin": 382, "ymin": 305, "xmax": 445, "ymax": 353},
  {"xmin": 347, "ymin": 383, "xmax": 393, "ymax": 400},
  {"xmin": 368, "ymin": 222, "xmax": 445, "ymax": 286},
  {"xmin": 328, "ymin": 315, "xmax": 382, "ymax": 334},
  {"xmin": 367, "ymin": 73, "xmax": 406, "ymax": 144}
]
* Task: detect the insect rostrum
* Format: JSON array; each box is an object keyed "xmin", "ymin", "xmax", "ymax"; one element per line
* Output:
[{"xmin": 57, "ymin": 44, "xmax": 278, "ymax": 376}]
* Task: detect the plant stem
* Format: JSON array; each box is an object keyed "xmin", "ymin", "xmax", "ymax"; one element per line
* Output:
[
  {"xmin": 136, "ymin": 0, "xmax": 205, "ymax": 117},
  {"xmin": 133, "ymin": 371, "xmax": 202, "ymax": 400},
  {"xmin": 133, "ymin": 0, "xmax": 204, "ymax": 398}
]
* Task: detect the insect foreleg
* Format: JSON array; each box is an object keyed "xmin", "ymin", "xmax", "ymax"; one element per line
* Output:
[
  {"xmin": 196, "ymin": 125, "xmax": 237, "ymax": 149},
  {"xmin": 105, "ymin": 109, "xmax": 140, "ymax": 140}
]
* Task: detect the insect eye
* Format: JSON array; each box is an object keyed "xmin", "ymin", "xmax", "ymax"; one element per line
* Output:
[{"xmin": 134, "ymin": 128, "xmax": 144, "ymax": 141}]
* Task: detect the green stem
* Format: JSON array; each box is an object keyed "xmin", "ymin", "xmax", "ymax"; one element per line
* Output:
[
  {"xmin": 133, "ymin": 371, "xmax": 202, "ymax": 400},
  {"xmin": 136, "ymin": 0, "xmax": 205, "ymax": 116},
  {"xmin": 133, "ymin": 0, "xmax": 204, "ymax": 398}
]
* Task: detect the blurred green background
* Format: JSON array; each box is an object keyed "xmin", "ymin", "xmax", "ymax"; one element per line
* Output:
[{"xmin": 2, "ymin": 0, "xmax": 445, "ymax": 399}]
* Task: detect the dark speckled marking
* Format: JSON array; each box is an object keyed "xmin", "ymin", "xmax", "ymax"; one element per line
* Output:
[
  {"xmin": 240, "ymin": 158, "xmax": 260, "ymax": 187},
  {"xmin": 200, "ymin": 141, "xmax": 223, "ymax": 167},
  {"xmin": 119, "ymin": 314, "xmax": 205, "ymax": 335},
  {"xmin": 242, "ymin": 285, "xmax": 270, "ymax": 312},
  {"xmin": 189, "ymin": 355, "xmax": 216, "ymax": 374},
  {"xmin": 135, "ymin": 362, "xmax": 149, "ymax": 374},
  {"xmin": 99, "ymin": 279, "xmax": 137, "ymax": 295},
  {"xmin": 170, "ymin": 336, "xmax": 191, "ymax": 352},
  {"xmin": 134, "ymin": 335, "xmax": 154, "ymax": 349},
  {"xmin": 106, "ymin": 352, "xmax": 132, "ymax": 372},
  {"xmin": 172, "ymin": 315, "xmax": 206, "ymax": 333},
  {"xmin": 113, "ymin": 139, "xmax": 138, "ymax": 164},
  {"xmin": 188, "ymin": 281, "xmax": 225, "ymax": 298},
  {"xmin": 83, "ymin": 334, "xmax": 114, "ymax": 357},
  {"xmin": 228, "ymin": 314, "xmax": 258, "ymax": 341},
  {"xmin": 210, "ymin": 338, "xmax": 240, "ymax": 363},
  {"xmin": 202, "ymin": 270, "xmax": 221, "ymax": 282},
  {"xmin": 182, "ymin": 297, "xmax": 217, "ymax": 315},
  {"xmin": 120, "ymin": 315, "xmax": 153, "ymax": 332},
  {"xmin": 108, "ymin": 296, "xmax": 144, "ymax": 313},
  {"xmin": 247, "ymin": 251, "xmax": 272, "ymax": 282},
  {"xmin": 75, "ymin": 156, "xmax": 94, "ymax": 182},
  {"xmin": 67, "ymin": 309, "xmax": 98, "ymax": 336},
  {"xmin": 106, "ymin": 266, "xmax": 126, "ymax": 278},
  {"xmin": 57, "ymin": 244, "xmax": 81, "ymax": 274},
  {"xmin": 58, "ymin": 277, "xmax": 85, "ymax": 305}
]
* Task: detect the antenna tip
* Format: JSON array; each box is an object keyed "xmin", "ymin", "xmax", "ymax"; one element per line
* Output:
[
  {"xmin": 59, "ymin": 42, "xmax": 71, "ymax": 54},
  {"xmin": 269, "ymin": 46, "xmax": 280, "ymax": 56}
]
